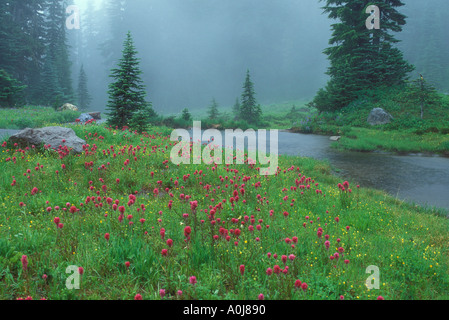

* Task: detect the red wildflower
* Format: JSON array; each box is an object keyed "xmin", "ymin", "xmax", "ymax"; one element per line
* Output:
[
  {"xmin": 21, "ymin": 255, "xmax": 28, "ymax": 271},
  {"xmin": 184, "ymin": 226, "xmax": 192, "ymax": 237},
  {"xmin": 239, "ymin": 264, "xmax": 245, "ymax": 276}
]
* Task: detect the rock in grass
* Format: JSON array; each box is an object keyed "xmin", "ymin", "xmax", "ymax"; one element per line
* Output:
[
  {"xmin": 367, "ymin": 108, "xmax": 393, "ymax": 126},
  {"xmin": 88, "ymin": 112, "xmax": 102, "ymax": 120},
  {"xmin": 59, "ymin": 103, "xmax": 79, "ymax": 112},
  {"xmin": 330, "ymin": 136, "xmax": 341, "ymax": 141},
  {"xmin": 78, "ymin": 113, "xmax": 94, "ymax": 123},
  {"xmin": 8, "ymin": 127, "xmax": 86, "ymax": 154}
]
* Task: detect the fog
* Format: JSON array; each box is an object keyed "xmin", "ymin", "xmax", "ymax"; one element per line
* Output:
[
  {"xmin": 68, "ymin": 0, "xmax": 448, "ymax": 115},
  {"xmin": 70, "ymin": 0, "xmax": 332, "ymax": 114}
]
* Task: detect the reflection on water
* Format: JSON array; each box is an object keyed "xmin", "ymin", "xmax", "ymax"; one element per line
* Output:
[{"xmin": 279, "ymin": 132, "xmax": 449, "ymax": 210}]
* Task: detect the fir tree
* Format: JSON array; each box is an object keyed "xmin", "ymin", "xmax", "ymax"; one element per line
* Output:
[
  {"xmin": 100, "ymin": 0, "xmax": 128, "ymax": 69},
  {"xmin": 207, "ymin": 98, "xmax": 220, "ymax": 120},
  {"xmin": 407, "ymin": 75, "xmax": 440, "ymax": 120},
  {"xmin": 312, "ymin": 0, "xmax": 414, "ymax": 112},
  {"xmin": 181, "ymin": 108, "xmax": 192, "ymax": 122},
  {"xmin": 240, "ymin": 70, "xmax": 262, "ymax": 124},
  {"xmin": 40, "ymin": 47, "xmax": 64, "ymax": 107},
  {"xmin": 45, "ymin": 0, "xmax": 74, "ymax": 103},
  {"xmin": 0, "ymin": 69, "xmax": 27, "ymax": 108},
  {"xmin": 106, "ymin": 31, "xmax": 154, "ymax": 130},
  {"xmin": 232, "ymin": 97, "xmax": 241, "ymax": 120},
  {"xmin": 77, "ymin": 65, "xmax": 92, "ymax": 111},
  {"xmin": 0, "ymin": 0, "xmax": 47, "ymax": 103}
]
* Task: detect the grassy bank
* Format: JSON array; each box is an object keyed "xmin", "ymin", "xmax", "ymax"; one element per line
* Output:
[
  {"xmin": 0, "ymin": 123, "xmax": 448, "ymax": 300},
  {"xmin": 290, "ymin": 87, "xmax": 449, "ymax": 155},
  {"xmin": 332, "ymin": 127, "xmax": 449, "ymax": 155},
  {"xmin": 0, "ymin": 106, "xmax": 81, "ymax": 129}
]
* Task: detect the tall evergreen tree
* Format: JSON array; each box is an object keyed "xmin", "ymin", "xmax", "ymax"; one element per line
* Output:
[
  {"xmin": 207, "ymin": 98, "xmax": 220, "ymax": 120},
  {"xmin": 407, "ymin": 75, "xmax": 440, "ymax": 120},
  {"xmin": 106, "ymin": 31, "xmax": 154, "ymax": 130},
  {"xmin": 0, "ymin": 69, "xmax": 27, "ymax": 108},
  {"xmin": 40, "ymin": 46, "xmax": 63, "ymax": 107},
  {"xmin": 44, "ymin": 0, "xmax": 74, "ymax": 103},
  {"xmin": 77, "ymin": 65, "xmax": 92, "ymax": 111},
  {"xmin": 232, "ymin": 97, "xmax": 241, "ymax": 119},
  {"xmin": 181, "ymin": 108, "xmax": 192, "ymax": 122},
  {"xmin": 0, "ymin": 0, "xmax": 47, "ymax": 103},
  {"xmin": 240, "ymin": 70, "xmax": 262, "ymax": 124},
  {"xmin": 312, "ymin": 0, "xmax": 414, "ymax": 112},
  {"xmin": 100, "ymin": 0, "xmax": 128, "ymax": 69}
]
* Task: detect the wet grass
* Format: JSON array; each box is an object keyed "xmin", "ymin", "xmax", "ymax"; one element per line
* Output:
[
  {"xmin": 0, "ymin": 106, "xmax": 81, "ymax": 130},
  {"xmin": 333, "ymin": 127, "xmax": 449, "ymax": 155},
  {"xmin": 0, "ymin": 123, "xmax": 448, "ymax": 300}
]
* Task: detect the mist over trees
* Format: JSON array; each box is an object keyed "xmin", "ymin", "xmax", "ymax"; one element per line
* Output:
[
  {"xmin": 397, "ymin": 0, "xmax": 449, "ymax": 94},
  {"xmin": 70, "ymin": 0, "xmax": 332, "ymax": 113},
  {"xmin": 0, "ymin": 0, "xmax": 448, "ymax": 114}
]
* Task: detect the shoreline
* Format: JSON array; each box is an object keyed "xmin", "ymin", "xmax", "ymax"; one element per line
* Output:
[{"xmin": 285, "ymin": 128, "xmax": 449, "ymax": 158}]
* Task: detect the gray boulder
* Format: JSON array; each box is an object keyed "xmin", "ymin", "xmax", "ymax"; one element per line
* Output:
[
  {"xmin": 59, "ymin": 103, "xmax": 79, "ymax": 112},
  {"xmin": 330, "ymin": 136, "xmax": 341, "ymax": 141},
  {"xmin": 88, "ymin": 112, "xmax": 102, "ymax": 120},
  {"xmin": 367, "ymin": 108, "xmax": 393, "ymax": 126},
  {"xmin": 78, "ymin": 113, "xmax": 94, "ymax": 123},
  {"xmin": 9, "ymin": 127, "xmax": 86, "ymax": 154}
]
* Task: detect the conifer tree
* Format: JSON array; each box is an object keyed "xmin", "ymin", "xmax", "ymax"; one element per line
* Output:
[
  {"xmin": 45, "ymin": 0, "xmax": 74, "ymax": 103},
  {"xmin": 0, "ymin": 0, "xmax": 47, "ymax": 103},
  {"xmin": 312, "ymin": 0, "xmax": 414, "ymax": 112},
  {"xmin": 40, "ymin": 47, "xmax": 64, "ymax": 107},
  {"xmin": 240, "ymin": 70, "xmax": 262, "ymax": 124},
  {"xmin": 77, "ymin": 65, "xmax": 92, "ymax": 111},
  {"xmin": 207, "ymin": 98, "xmax": 220, "ymax": 120},
  {"xmin": 232, "ymin": 97, "xmax": 241, "ymax": 120},
  {"xmin": 407, "ymin": 75, "xmax": 440, "ymax": 120},
  {"xmin": 181, "ymin": 108, "xmax": 192, "ymax": 122},
  {"xmin": 0, "ymin": 69, "xmax": 27, "ymax": 107},
  {"xmin": 106, "ymin": 31, "xmax": 154, "ymax": 130}
]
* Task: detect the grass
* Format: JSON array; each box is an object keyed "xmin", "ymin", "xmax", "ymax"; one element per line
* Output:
[
  {"xmin": 333, "ymin": 127, "xmax": 449, "ymax": 155},
  {"xmin": 289, "ymin": 87, "xmax": 449, "ymax": 155},
  {"xmin": 165, "ymin": 100, "xmax": 313, "ymax": 131},
  {"xmin": 0, "ymin": 123, "xmax": 448, "ymax": 300},
  {"xmin": 0, "ymin": 106, "xmax": 81, "ymax": 129}
]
